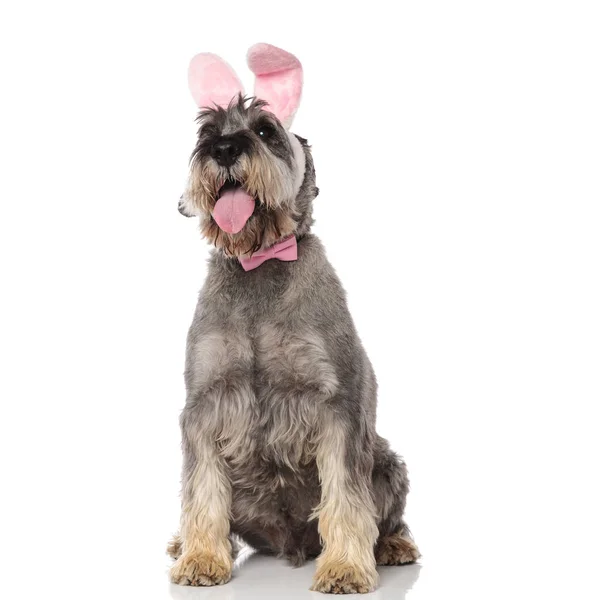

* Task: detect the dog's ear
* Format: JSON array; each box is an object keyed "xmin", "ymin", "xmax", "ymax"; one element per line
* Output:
[
  {"xmin": 247, "ymin": 43, "xmax": 303, "ymax": 129},
  {"xmin": 178, "ymin": 193, "xmax": 198, "ymax": 217},
  {"xmin": 188, "ymin": 53, "xmax": 244, "ymax": 108}
]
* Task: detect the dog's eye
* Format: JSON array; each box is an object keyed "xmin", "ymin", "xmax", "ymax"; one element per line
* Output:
[
  {"xmin": 201, "ymin": 125, "xmax": 217, "ymax": 138},
  {"xmin": 256, "ymin": 124, "xmax": 275, "ymax": 139}
]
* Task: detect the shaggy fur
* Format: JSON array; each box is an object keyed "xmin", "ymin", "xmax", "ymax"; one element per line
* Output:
[{"xmin": 170, "ymin": 96, "xmax": 420, "ymax": 594}]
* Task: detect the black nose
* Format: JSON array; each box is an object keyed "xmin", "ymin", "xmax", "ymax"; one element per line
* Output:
[{"xmin": 211, "ymin": 138, "xmax": 243, "ymax": 167}]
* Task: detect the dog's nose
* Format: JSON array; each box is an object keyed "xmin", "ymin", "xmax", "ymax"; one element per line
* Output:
[{"xmin": 211, "ymin": 139, "xmax": 243, "ymax": 167}]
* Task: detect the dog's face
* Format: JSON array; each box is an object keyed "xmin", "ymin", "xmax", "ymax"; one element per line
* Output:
[{"xmin": 179, "ymin": 95, "xmax": 316, "ymax": 257}]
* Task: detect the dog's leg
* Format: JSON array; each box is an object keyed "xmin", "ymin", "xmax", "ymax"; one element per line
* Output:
[
  {"xmin": 166, "ymin": 533, "xmax": 240, "ymax": 561},
  {"xmin": 372, "ymin": 435, "xmax": 421, "ymax": 565},
  {"xmin": 170, "ymin": 421, "xmax": 233, "ymax": 586},
  {"xmin": 311, "ymin": 413, "xmax": 379, "ymax": 594}
]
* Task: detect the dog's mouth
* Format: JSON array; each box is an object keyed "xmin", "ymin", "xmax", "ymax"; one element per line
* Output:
[{"xmin": 212, "ymin": 178, "xmax": 256, "ymax": 234}]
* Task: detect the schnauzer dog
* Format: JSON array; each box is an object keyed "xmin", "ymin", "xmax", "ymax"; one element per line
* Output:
[{"xmin": 168, "ymin": 43, "xmax": 420, "ymax": 594}]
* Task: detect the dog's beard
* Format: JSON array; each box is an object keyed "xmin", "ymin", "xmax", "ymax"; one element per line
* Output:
[
  {"xmin": 200, "ymin": 207, "xmax": 296, "ymax": 257},
  {"xmin": 185, "ymin": 151, "xmax": 297, "ymax": 257}
]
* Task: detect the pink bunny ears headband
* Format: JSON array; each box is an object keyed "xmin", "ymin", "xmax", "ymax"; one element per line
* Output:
[{"xmin": 188, "ymin": 43, "xmax": 303, "ymax": 129}]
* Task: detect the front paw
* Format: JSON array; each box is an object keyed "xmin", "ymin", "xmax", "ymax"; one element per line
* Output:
[
  {"xmin": 311, "ymin": 560, "xmax": 378, "ymax": 594},
  {"xmin": 170, "ymin": 551, "xmax": 232, "ymax": 586}
]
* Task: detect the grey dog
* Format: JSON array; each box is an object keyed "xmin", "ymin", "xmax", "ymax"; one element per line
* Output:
[{"xmin": 168, "ymin": 45, "xmax": 420, "ymax": 594}]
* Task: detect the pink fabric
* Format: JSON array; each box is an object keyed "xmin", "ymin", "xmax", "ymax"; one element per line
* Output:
[
  {"xmin": 188, "ymin": 53, "xmax": 244, "ymax": 108},
  {"xmin": 247, "ymin": 43, "xmax": 303, "ymax": 128},
  {"xmin": 239, "ymin": 235, "xmax": 298, "ymax": 271}
]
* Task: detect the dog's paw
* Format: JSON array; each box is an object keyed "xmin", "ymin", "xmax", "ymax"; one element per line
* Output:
[
  {"xmin": 166, "ymin": 534, "xmax": 182, "ymax": 559},
  {"xmin": 375, "ymin": 533, "xmax": 421, "ymax": 566},
  {"xmin": 170, "ymin": 551, "xmax": 232, "ymax": 586},
  {"xmin": 311, "ymin": 561, "xmax": 378, "ymax": 594}
]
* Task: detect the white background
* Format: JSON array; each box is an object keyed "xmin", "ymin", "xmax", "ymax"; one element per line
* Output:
[{"xmin": 1, "ymin": 2, "xmax": 599, "ymax": 599}]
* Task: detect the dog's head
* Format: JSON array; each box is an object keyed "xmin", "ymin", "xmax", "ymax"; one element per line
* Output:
[{"xmin": 179, "ymin": 44, "xmax": 318, "ymax": 257}]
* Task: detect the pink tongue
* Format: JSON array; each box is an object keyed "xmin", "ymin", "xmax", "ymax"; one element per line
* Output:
[{"xmin": 212, "ymin": 188, "xmax": 256, "ymax": 234}]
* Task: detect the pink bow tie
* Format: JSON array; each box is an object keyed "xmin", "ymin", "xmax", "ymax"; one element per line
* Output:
[{"xmin": 239, "ymin": 235, "xmax": 298, "ymax": 271}]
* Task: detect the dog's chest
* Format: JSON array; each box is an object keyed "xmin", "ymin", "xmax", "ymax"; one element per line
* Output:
[
  {"xmin": 193, "ymin": 252, "xmax": 341, "ymax": 467},
  {"xmin": 193, "ymin": 318, "xmax": 338, "ymax": 467},
  {"xmin": 250, "ymin": 322, "xmax": 338, "ymax": 462}
]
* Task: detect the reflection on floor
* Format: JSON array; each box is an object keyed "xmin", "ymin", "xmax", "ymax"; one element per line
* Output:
[{"xmin": 169, "ymin": 548, "xmax": 421, "ymax": 599}]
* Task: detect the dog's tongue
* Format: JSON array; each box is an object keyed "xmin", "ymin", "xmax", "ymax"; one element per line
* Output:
[{"xmin": 212, "ymin": 188, "xmax": 256, "ymax": 234}]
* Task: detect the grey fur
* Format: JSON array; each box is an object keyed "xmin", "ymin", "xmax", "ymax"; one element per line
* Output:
[{"xmin": 172, "ymin": 97, "xmax": 417, "ymax": 584}]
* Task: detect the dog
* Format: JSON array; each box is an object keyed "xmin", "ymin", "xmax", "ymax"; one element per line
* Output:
[{"xmin": 168, "ymin": 43, "xmax": 420, "ymax": 594}]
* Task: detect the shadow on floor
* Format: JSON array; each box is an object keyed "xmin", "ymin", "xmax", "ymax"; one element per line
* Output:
[{"xmin": 169, "ymin": 550, "xmax": 421, "ymax": 599}]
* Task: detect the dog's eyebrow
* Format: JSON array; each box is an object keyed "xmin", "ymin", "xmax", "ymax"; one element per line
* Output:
[{"xmin": 199, "ymin": 123, "xmax": 219, "ymax": 136}]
